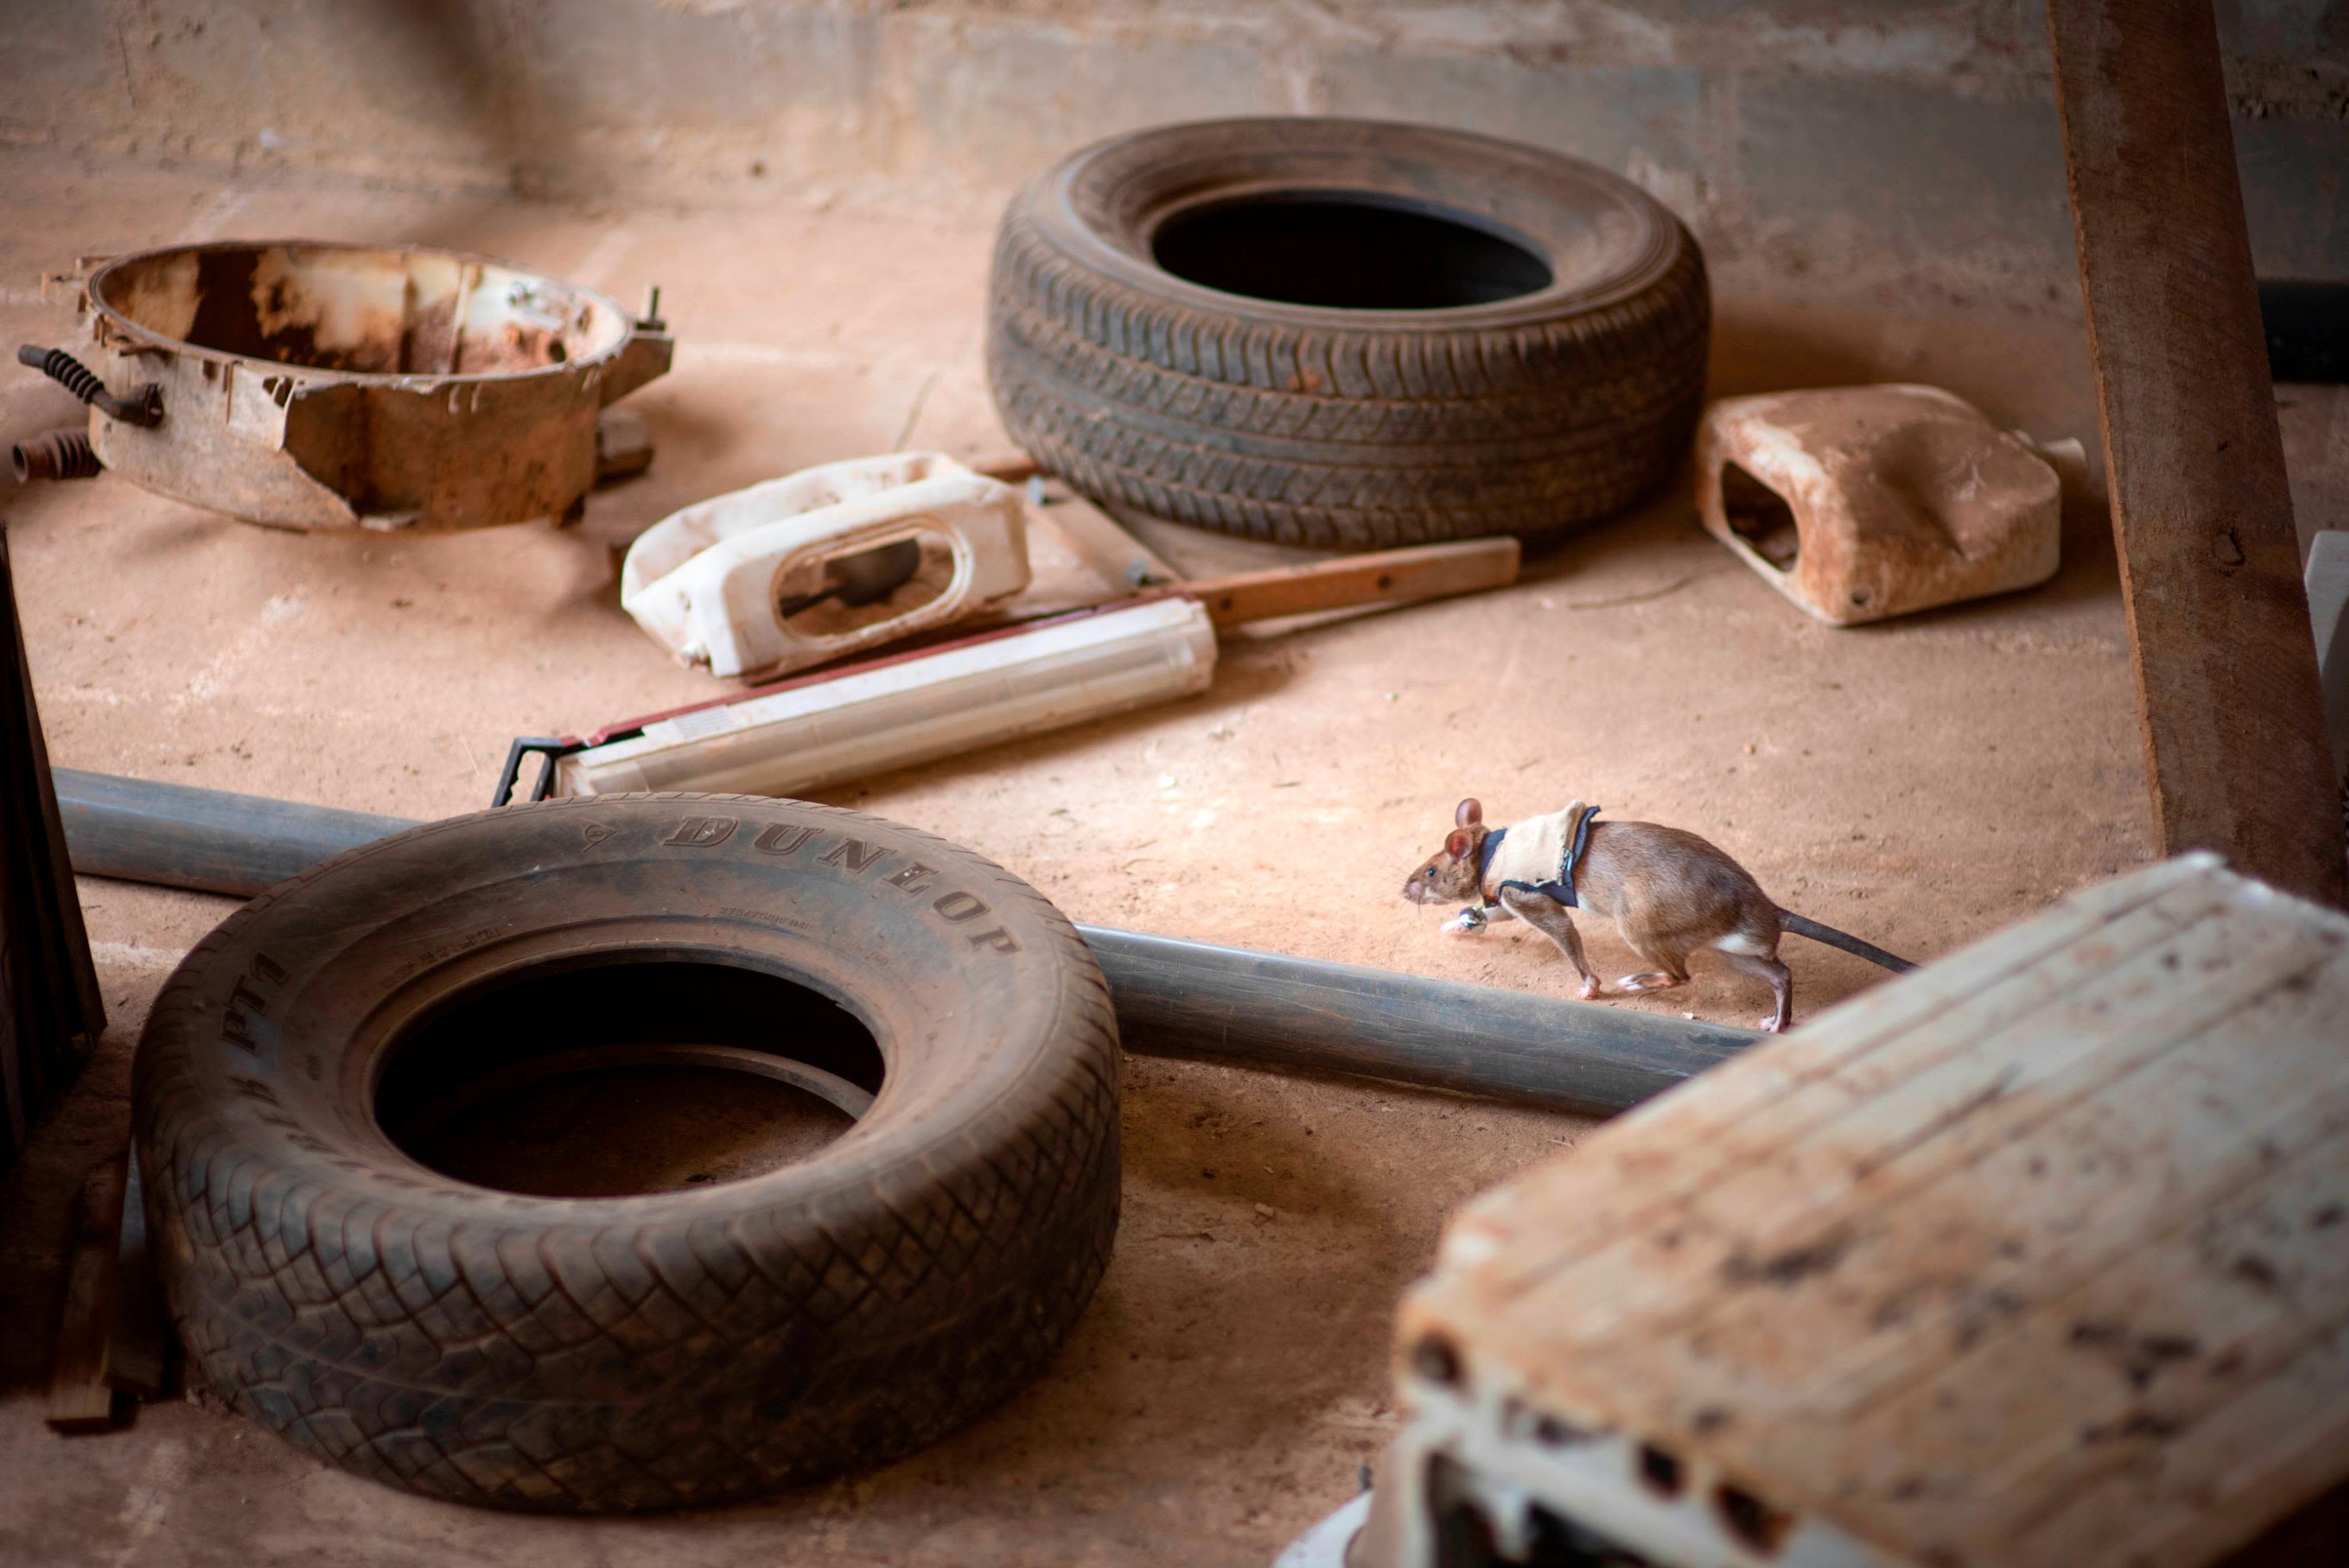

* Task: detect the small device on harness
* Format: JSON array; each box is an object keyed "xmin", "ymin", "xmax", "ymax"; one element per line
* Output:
[{"xmin": 1454, "ymin": 806, "xmax": 1601, "ymax": 929}]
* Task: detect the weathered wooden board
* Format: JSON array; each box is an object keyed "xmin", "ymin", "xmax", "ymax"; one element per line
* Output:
[
  {"xmin": 105, "ymin": 1155, "xmax": 168, "ymax": 1400},
  {"xmin": 46, "ymin": 1156, "xmax": 127, "ymax": 1433},
  {"xmin": 1395, "ymin": 856, "xmax": 2349, "ymax": 1568},
  {"xmin": 2045, "ymin": 0, "xmax": 2345, "ymax": 906},
  {"xmin": 1182, "ymin": 539, "xmax": 1518, "ymax": 627}
]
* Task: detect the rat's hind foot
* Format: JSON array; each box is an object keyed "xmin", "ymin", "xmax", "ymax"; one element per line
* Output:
[
  {"xmin": 1616, "ymin": 972, "xmax": 1685, "ymax": 993},
  {"xmin": 1576, "ymin": 976, "xmax": 1602, "ymax": 1001},
  {"xmin": 1757, "ymin": 1015, "xmax": 1785, "ymax": 1033}
]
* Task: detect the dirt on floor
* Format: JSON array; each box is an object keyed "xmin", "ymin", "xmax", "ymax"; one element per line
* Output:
[{"xmin": 0, "ymin": 155, "xmax": 2161, "ymax": 1567}]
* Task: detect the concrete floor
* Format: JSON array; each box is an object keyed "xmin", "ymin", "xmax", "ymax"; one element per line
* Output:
[{"xmin": 0, "ymin": 155, "xmax": 2165, "ymax": 1566}]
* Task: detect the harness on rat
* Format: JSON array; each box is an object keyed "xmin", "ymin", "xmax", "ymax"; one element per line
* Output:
[{"xmin": 1452, "ymin": 806, "xmax": 1601, "ymax": 932}]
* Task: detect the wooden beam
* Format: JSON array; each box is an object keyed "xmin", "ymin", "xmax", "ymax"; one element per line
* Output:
[
  {"xmin": 2046, "ymin": 0, "xmax": 2347, "ymax": 906},
  {"xmin": 46, "ymin": 1157, "xmax": 127, "ymax": 1433},
  {"xmin": 105, "ymin": 1156, "xmax": 169, "ymax": 1400},
  {"xmin": 1182, "ymin": 538, "xmax": 1520, "ymax": 626}
]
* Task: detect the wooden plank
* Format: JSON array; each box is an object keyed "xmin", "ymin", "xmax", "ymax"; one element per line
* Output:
[
  {"xmin": 1966, "ymin": 1128, "xmax": 2349, "ymax": 1552},
  {"xmin": 1184, "ymin": 538, "xmax": 1518, "ymax": 626},
  {"xmin": 2046, "ymin": 0, "xmax": 2346, "ymax": 906},
  {"xmin": 0, "ymin": 527, "xmax": 104, "ymax": 1148},
  {"xmin": 967, "ymin": 449, "xmax": 1040, "ymax": 486},
  {"xmin": 105, "ymin": 1155, "xmax": 167, "ymax": 1400},
  {"xmin": 2033, "ymin": 1321, "xmax": 2349, "ymax": 1567},
  {"xmin": 1823, "ymin": 1117, "xmax": 2349, "ymax": 1564},
  {"xmin": 1467, "ymin": 862, "xmax": 2239, "ymax": 1300},
  {"xmin": 1487, "ymin": 886, "xmax": 2342, "ymax": 1363},
  {"xmin": 45, "ymin": 1155, "xmax": 127, "ymax": 1433},
  {"xmin": 1395, "ymin": 860, "xmax": 2349, "ymax": 1568}
]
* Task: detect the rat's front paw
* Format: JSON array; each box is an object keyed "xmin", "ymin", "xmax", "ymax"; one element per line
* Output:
[
  {"xmin": 1577, "ymin": 976, "xmax": 1603, "ymax": 1001},
  {"xmin": 1440, "ymin": 912, "xmax": 1487, "ymax": 938}
]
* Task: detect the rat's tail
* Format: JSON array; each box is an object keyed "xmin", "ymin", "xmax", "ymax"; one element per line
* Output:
[{"xmin": 1775, "ymin": 909, "xmax": 1917, "ymax": 972}]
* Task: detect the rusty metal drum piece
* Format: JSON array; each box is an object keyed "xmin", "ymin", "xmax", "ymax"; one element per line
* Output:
[{"xmin": 58, "ymin": 241, "xmax": 671, "ymax": 532}]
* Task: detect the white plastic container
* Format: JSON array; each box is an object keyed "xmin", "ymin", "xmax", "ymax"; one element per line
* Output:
[
  {"xmin": 557, "ymin": 596, "xmax": 1218, "ymax": 798},
  {"xmin": 620, "ymin": 452, "xmax": 1032, "ymax": 681}
]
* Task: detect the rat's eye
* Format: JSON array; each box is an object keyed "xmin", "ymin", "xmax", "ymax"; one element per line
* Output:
[{"xmin": 1424, "ymin": 868, "xmax": 1436, "ymax": 878}]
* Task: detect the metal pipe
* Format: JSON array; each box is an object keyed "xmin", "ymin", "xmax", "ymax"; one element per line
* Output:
[
  {"xmin": 56, "ymin": 768, "xmax": 415, "ymax": 897},
  {"xmin": 53, "ymin": 769, "xmax": 1757, "ymax": 1114},
  {"xmin": 1077, "ymin": 926, "xmax": 1749, "ymax": 1115}
]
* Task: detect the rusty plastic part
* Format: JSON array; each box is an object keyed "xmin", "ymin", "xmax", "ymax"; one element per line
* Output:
[
  {"xmin": 10, "ymin": 426, "xmax": 100, "ymax": 483},
  {"xmin": 621, "ymin": 453, "xmax": 1034, "ymax": 682},
  {"xmin": 15, "ymin": 345, "xmax": 160, "ymax": 427},
  {"xmin": 1696, "ymin": 384, "xmax": 2063, "ymax": 625}
]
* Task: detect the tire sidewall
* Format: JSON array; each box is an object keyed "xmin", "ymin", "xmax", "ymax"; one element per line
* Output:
[
  {"xmin": 134, "ymin": 794, "xmax": 1121, "ymax": 1508},
  {"xmin": 1015, "ymin": 115, "xmax": 1690, "ymax": 336}
]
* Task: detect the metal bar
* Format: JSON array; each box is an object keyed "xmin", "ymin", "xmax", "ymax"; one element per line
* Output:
[
  {"xmin": 1079, "ymin": 927, "xmax": 1750, "ymax": 1116},
  {"xmin": 56, "ymin": 768, "xmax": 415, "ymax": 897},
  {"xmin": 53, "ymin": 768, "xmax": 1757, "ymax": 1114}
]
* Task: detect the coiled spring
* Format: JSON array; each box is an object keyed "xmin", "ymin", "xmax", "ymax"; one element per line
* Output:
[
  {"xmin": 25, "ymin": 346, "xmax": 105, "ymax": 405},
  {"xmin": 14, "ymin": 343, "xmax": 162, "ymax": 426},
  {"xmin": 11, "ymin": 426, "xmax": 100, "ymax": 483}
]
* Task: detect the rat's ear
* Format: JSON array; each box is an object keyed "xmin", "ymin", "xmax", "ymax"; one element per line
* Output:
[
  {"xmin": 1456, "ymin": 798, "xmax": 1483, "ymax": 828},
  {"xmin": 1444, "ymin": 827, "xmax": 1473, "ymax": 859}
]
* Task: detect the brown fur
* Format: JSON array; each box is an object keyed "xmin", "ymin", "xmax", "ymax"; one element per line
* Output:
[{"xmin": 1403, "ymin": 797, "xmax": 1795, "ymax": 1030}]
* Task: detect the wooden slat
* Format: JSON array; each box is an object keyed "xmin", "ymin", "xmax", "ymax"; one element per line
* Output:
[
  {"xmin": 2025, "ymin": 1319, "xmax": 2349, "ymax": 1566},
  {"xmin": 2046, "ymin": 0, "xmax": 2346, "ymax": 905},
  {"xmin": 1464, "ymin": 861, "xmax": 2238, "ymax": 1300},
  {"xmin": 105, "ymin": 1155, "xmax": 168, "ymax": 1400},
  {"xmin": 45, "ymin": 1156, "xmax": 127, "ymax": 1433},
  {"xmin": 1182, "ymin": 538, "xmax": 1519, "ymax": 626},
  {"xmin": 1399, "ymin": 859, "xmax": 2349, "ymax": 1567},
  {"xmin": 1969, "ymin": 1128, "xmax": 2349, "ymax": 1549},
  {"xmin": 966, "ymin": 449, "xmax": 1041, "ymax": 485},
  {"xmin": 1487, "ymin": 889, "xmax": 2343, "ymax": 1368},
  {"xmin": 0, "ymin": 527, "xmax": 105, "ymax": 1155}
]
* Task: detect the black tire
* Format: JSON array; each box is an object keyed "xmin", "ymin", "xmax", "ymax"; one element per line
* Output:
[
  {"xmin": 987, "ymin": 117, "xmax": 1710, "ymax": 549},
  {"xmin": 133, "ymin": 794, "xmax": 1120, "ymax": 1512}
]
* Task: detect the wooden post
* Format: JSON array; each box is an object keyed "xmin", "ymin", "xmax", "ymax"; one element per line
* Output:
[
  {"xmin": 46, "ymin": 1157, "xmax": 128, "ymax": 1433},
  {"xmin": 2046, "ymin": 0, "xmax": 2347, "ymax": 906}
]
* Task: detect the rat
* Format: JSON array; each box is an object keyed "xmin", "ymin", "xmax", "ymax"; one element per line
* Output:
[{"xmin": 1401, "ymin": 797, "xmax": 1914, "ymax": 1031}]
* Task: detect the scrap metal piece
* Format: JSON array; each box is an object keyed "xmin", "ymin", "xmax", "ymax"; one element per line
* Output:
[
  {"xmin": 592, "ymin": 406, "xmax": 655, "ymax": 483},
  {"xmin": 44, "ymin": 241, "xmax": 671, "ymax": 532},
  {"xmin": 1696, "ymin": 384, "xmax": 2062, "ymax": 625},
  {"xmin": 621, "ymin": 452, "xmax": 1032, "ymax": 681},
  {"xmin": 15, "ymin": 345, "xmax": 160, "ymax": 427},
  {"xmin": 10, "ymin": 426, "xmax": 99, "ymax": 483}
]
